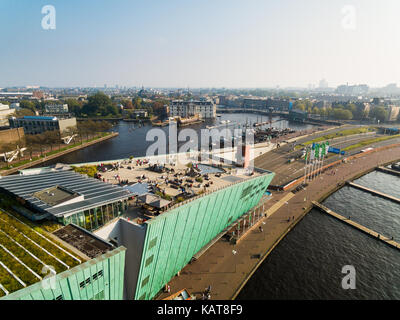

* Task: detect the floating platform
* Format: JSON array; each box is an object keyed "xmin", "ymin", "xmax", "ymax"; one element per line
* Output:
[
  {"xmin": 346, "ymin": 181, "xmax": 400, "ymax": 204},
  {"xmin": 376, "ymin": 166, "xmax": 400, "ymax": 177},
  {"xmin": 312, "ymin": 201, "xmax": 400, "ymax": 251}
]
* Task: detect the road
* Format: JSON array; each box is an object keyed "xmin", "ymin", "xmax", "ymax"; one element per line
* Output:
[{"xmin": 255, "ymin": 126, "xmax": 400, "ymax": 186}]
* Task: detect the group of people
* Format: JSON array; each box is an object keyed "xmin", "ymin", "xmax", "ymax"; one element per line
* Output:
[{"xmin": 134, "ymin": 159, "xmax": 149, "ymax": 166}]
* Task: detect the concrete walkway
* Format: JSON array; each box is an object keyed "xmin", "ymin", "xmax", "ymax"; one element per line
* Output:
[{"xmin": 156, "ymin": 145, "xmax": 400, "ymax": 300}]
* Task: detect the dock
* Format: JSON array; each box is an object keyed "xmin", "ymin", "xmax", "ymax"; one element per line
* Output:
[
  {"xmin": 376, "ymin": 166, "xmax": 400, "ymax": 177},
  {"xmin": 312, "ymin": 201, "xmax": 400, "ymax": 251},
  {"xmin": 346, "ymin": 181, "xmax": 400, "ymax": 204}
]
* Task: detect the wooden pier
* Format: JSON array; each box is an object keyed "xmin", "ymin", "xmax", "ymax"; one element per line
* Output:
[
  {"xmin": 312, "ymin": 201, "xmax": 400, "ymax": 250},
  {"xmin": 376, "ymin": 166, "xmax": 400, "ymax": 177},
  {"xmin": 346, "ymin": 181, "xmax": 400, "ymax": 204}
]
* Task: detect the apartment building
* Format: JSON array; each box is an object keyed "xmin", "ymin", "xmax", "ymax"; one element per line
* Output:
[{"xmin": 169, "ymin": 99, "xmax": 216, "ymax": 119}]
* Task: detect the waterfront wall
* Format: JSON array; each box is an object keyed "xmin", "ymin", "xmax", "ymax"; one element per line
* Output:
[{"xmin": 134, "ymin": 172, "xmax": 274, "ymax": 300}]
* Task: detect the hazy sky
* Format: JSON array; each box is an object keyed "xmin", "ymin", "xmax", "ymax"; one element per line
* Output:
[{"xmin": 1, "ymin": 0, "xmax": 400, "ymax": 88}]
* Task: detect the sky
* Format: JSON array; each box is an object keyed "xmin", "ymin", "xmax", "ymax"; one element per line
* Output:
[{"xmin": 1, "ymin": 0, "xmax": 400, "ymax": 88}]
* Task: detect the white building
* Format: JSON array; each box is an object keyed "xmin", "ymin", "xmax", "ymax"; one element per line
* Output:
[
  {"xmin": 0, "ymin": 103, "xmax": 15, "ymax": 127},
  {"xmin": 45, "ymin": 103, "xmax": 69, "ymax": 114},
  {"xmin": 169, "ymin": 99, "xmax": 216, "ymax": 119},
  {"xmin": 387, "ymin": 105, "xmax": 400, "ymax": 122}
]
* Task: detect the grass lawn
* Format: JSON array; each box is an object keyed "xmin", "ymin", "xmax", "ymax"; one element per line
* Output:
[
  {"xmin": 0, "ymin": 132, "xmax": 112, "ymax": 171},
  {"xmin": 295, "ymin": 126, "xmax": 377, "ymax": 149},
  {"xmin": 342, "ymin": 134, "xmax": 400, "ymax": 152}
]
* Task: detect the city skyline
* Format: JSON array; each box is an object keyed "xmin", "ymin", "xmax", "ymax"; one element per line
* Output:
[{"xmin": 1, "ymin": 0, "xmax": 400, "ymax": 88}]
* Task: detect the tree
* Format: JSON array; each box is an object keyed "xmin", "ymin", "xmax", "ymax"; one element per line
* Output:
[
  {"xmin": 332, "ymin": 109, "xmax": 353, "ymax": 120},
  {"xmin": 121, "ymin": 99, "xmax": 133, "ymax": 109},
  {"xmin": 294, "ymin": 101, "xmax": 306, "ymax": 111},
  {"xmin": 152, "ymin": 100, "xmax": 168, "ymax": 118},
  {"xmin": 15, "ymin": 108, "xmax": 35, "ymax": 117},
  {"xmin": 81, "ymin": 92, "xmax": 119, "ymax": 117},
  {"xmin": 64, "ymin": 99, "xmax": 83, "ymax": 115},
  {"xmin": 43, "ymin": 131, "xmax": 60, "ymax": 152},
  {"xmin": 345, "ymin": 103, "xmax": 356, "ymax": 114},
  {"xmin": 19, "ymin": 100, "xmax": 36, "ymax": 112},
  {"xmin": 312, "ymin": 107, "xmax": 320, "ymax": 114},
  {"xmin": 132, "ymin": 97, "xmax": 142, "ymax": 109},
  {"xmin": 369, "ymin": 106, "xmax": 388, "ymax": 122}
]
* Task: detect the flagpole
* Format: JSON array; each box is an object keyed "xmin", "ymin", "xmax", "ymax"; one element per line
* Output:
[
  {"xmin": 307, "ymin": 148, "xmax": 314, "ymax": 182},
  {"xmin": 308, "ymin": 143, "xmax": 315, "ymax": 182},
  {"xmin": 319, "ymin": 142, "xmax": 326, "ymax": 177},
  {"xmin": 304, "ymin": 147, "xmax": 308, "ymax": 185}
]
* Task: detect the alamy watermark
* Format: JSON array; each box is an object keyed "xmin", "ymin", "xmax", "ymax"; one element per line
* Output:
[
  {"xmin": 341, "ymin": 5, "xmax": 356, "ymax": 30},
  {"xmin": 41, "ymin": 265, "xmax": 57, "ymax": 290},
  {"xmin": 145, "ymin": 123, "xmax": 255, "ymax": 169},
  {"xmin": 41, "ymin": 5, "xmax": 56, "ymax": 30},
  {"xmin": 341, "ymin": 265, "xmax": 356, "ymax": 289}
]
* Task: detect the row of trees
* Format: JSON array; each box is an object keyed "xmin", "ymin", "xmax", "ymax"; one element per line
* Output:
[
  {"xmin": 294, "ymin": 100, "xmax": 389, "ymax": 121},
  {"xmin": 0, "ymin": 120, "xmax": 112, "ymax": 163},
  {"xmin": 3, "ymin": 91, "xmax": 169, "ymax": 121}
]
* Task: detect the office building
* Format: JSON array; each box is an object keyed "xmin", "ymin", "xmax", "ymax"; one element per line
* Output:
[
  {"xmin": 8, "ymin": 116, "xmax": 77, "ymax": 135},
  {"xmin": 45, "ymin": 104, "xmax": 69, "ymax": 114}
]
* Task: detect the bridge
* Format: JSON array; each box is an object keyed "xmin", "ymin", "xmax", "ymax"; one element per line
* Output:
[{"xmin": 217, "ymin": 107, "xmax": 288, "ymax": 117}]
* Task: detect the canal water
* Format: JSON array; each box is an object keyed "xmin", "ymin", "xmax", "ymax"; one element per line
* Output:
[
  {"xmin": 237, "ymin": 170, "xmax": 400, "ymax": 300},
  {"xmin": 39, "ymin": 113, "xmax": 314, "ymax": 165}
]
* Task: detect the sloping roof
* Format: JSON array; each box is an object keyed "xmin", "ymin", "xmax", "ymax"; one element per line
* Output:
[
  {"xmin": 51, "ymin": 163, "xmax": 73, "ymax": 171},
  {"xmin": 148, "ymin": 198, "xmax": 171, "ymax": 208},
  {"xmin": 137, "ymin": 194, "xmax": 159, "ymax": 204},
  {"xmin": 0, "ymin": 171, "xmax": 134, "ymax": 218}
]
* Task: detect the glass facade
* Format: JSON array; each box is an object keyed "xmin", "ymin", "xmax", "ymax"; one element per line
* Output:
[
  {"xmin": 63, "ymin": 200, "xmax": 128, "ymax": 231},
  {"xmin": 1, "ymin": 246, "xmax": 126, "ymax": 300}
]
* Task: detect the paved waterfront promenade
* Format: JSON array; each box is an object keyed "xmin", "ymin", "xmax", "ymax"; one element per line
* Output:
[{"xmin": 156, "ymin": 144, "xmax": 400, "ymax": 300}]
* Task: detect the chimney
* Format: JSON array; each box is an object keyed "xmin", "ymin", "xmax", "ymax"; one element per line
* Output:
[{"xmin": 236, "ymin": 144, "xmax": 251, "ymax": 168}]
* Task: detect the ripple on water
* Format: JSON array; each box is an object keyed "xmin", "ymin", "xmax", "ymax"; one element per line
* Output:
[{"xmin": 237, "ymin": 170, "xmax": 400, "ymax": 300}]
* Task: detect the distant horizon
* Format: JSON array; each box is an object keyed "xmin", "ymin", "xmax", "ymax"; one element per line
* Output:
[
  {"xmin": 0, "ymin": 83, "xmax": 399, "ymax": 91},
  {"xmin": 2, "ymin": 1, "xmax": 400, "ymax": 88}
]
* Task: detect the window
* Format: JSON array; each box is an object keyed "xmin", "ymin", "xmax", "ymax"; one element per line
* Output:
[
  {"xmin": 148, "ymin": 237, "xmax": 157, "ymax": 250},
  {"xmin": 80, "ymin": 274, "xmax": 98, "ymax": 289},
  {"xmin": 145, "ymin": 255, "xmax": 154, "ymax": 267},
  {"xmin": 92, "ymin": 270, "xmax": 103, "ymax": 280},
  {"xmin": 141, "ymin": 276, "xmax": 150, "ymax": 288},
  {"xmin": 240, "ymin": 186, "xmax": 253, "ymax": 199},
  {"xmin": 139, "ymin": 293, "xmax": 146, "ymax": 300}
]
